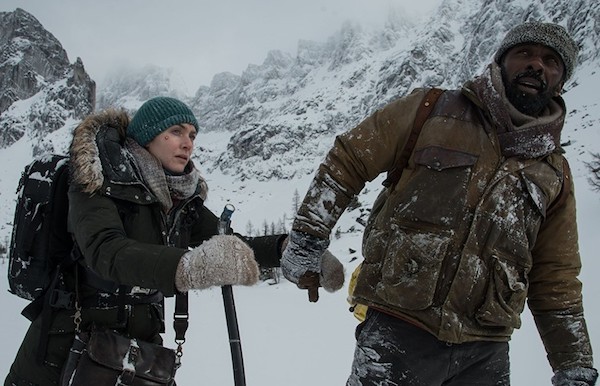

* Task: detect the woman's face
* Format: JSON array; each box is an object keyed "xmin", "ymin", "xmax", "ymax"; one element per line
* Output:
[{"xmin": 146, "ymin": 123, "xmax": 197, "ymax": 174}]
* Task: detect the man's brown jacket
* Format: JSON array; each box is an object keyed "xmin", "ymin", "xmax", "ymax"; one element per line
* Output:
[{"xmin": 293, "ymin": 87, "xmax": 593, "ymax": 371}]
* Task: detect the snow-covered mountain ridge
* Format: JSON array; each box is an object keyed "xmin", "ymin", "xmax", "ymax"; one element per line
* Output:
[
  {"xmin": 73, "ymin": 0, "xmax": 600, "ymax": 183},
  {"xmin": 0, "ymin": 2, "xmax": 599, "ymax": 384},
  {"xmin": 188, "ymin": 0, "xmax": 600, "ymax": 180},
  {"xmin": 0, "ymin": 8, "xmax": 95, "ymax": 155},
  {"xmin": 1, "ymin": 0, "xmax": 599, "ymax": 244},
  {"xmin": 0, "ymin": 0, "xmax": 599, "ymax": 237}
]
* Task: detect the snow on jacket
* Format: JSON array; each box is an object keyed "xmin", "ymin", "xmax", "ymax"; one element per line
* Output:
[
  {"xmin": 68, "ymin": 108, "xmax": 283, "ymax": 305},
  {"xmin": 292, "ymin": 87, "xmax": 593, "ymax": 371},
  {"xmin": 4, "ymin": 109, "xmax": 285, "ymax": 383}
]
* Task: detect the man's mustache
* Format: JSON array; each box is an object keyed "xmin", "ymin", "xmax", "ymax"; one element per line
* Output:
[{"xmin": 513, "ymin": 70, "xmax": 548, "ymax": 91}]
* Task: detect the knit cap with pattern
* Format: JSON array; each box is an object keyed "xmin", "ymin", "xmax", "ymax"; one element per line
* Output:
[
  {"xmin": 127, "ymin": 96, "xmax": 199, "ymax": 146},
  {"xmin": 494, "ymin": 21, "xmax": 579, "ymax": 81}
]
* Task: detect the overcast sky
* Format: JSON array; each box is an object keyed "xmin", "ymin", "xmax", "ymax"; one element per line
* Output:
[{"xmin": 1, "ymin": 0, "xmax": 442, "ymax": 93}]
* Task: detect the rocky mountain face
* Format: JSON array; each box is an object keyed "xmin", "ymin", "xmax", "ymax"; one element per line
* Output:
[
  {"xmin": 0, "ymin": 0, "xmax": 599, "ymax": 256},
  {"xmin": 181, "ymin": 0, "xmax": 600, "ymax": 180},
  {"xmin": 1, "ymin": 0, "xmax": 598, "ymax": 178},
  {"xmin": 0, "ymin": 8, "xmax": 95, "ymax": 155}
]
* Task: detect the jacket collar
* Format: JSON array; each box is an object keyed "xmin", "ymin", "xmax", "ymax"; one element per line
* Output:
[{"xmin": 462, "ymin": 63, "xmax": 566, "ymax": 159}]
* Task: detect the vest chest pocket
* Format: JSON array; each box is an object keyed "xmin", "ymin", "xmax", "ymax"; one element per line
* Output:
[
  {"xmin": 414, "ymin": 146, "xmax": 479, "ymax": 171},
  {"xmin": 393, "ymin": 146, "xmax": 478, "ymax": 228}
]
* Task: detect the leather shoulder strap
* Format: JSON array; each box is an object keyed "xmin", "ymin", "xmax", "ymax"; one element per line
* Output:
[{"xmin": 382, "ymin": 87, "xmax": 444, "ymax": 187}]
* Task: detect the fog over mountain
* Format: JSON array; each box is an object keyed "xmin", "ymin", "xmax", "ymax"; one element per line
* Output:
[
  {"xmin": 2, "ymin": 1, "xmax": 598, "ymax": 181},
  {"xmin": 0, "ymin": 1, "xmax": 599, "ymax": 384}
]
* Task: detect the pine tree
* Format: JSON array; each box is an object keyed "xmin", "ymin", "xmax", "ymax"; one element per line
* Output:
[
  {"xmin": 277, "ymin": 218, "xmax": 287, "ymax": 234},
  {"xmin": 0, "ymin": 236, "xmax": 7, "ymax": 261},
  {"xmin": 586, "ymin": 153, "xmax": 600, "ymax": 192},
  {"xmin": 292, "ymin": 189, "xmax": 301, "ymax": 213},
  {"xmin": 282, "ymin": 213, "xmax": 289, "ymax": 232},
  {"xmin": 246, "ymin": 221, "xmax": 255, "ymax": 237}
]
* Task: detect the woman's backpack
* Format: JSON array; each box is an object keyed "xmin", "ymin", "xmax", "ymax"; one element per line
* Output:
[{"xmin": 7, "ymin": 154, "xmax": 75, "ymax": 305}]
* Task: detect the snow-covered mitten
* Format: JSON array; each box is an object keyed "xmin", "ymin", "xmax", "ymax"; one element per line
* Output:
[
  {"xmin": 281, "ymin": 230, "xmax": 329, "ymax": 285},
  {"xmin": 175, "ymin": 235, "xmax": 259, "ymax": 292},
  {"xmin": 320, "ymin": 250, "xmax": 345, "ymax": 292},
  {"xmin": 552, "ymin": 367, "xmax": 598, "ymax": 386}
]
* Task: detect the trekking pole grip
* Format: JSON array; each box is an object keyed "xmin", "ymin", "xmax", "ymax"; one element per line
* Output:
[{"xmin": 218, "ymin": 204, "xmax": 246, "ymax": 386}]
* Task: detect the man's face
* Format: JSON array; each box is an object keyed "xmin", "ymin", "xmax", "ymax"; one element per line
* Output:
[{"xmin": 501, "ymin": 43, "xmax": 566, "ymax": 117}]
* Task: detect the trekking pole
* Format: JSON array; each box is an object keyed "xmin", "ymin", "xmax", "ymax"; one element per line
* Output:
[{"xmin": 219, "ymin": 204, "xmax": 246, "ymax": 386}]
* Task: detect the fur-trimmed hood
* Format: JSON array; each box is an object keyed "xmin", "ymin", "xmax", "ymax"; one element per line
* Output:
[
  {"xmin": 70, "ymin": 109, "xmax": 130, "ymax": 194},
  {"xmin": 69, "ymin": 109, "xmax": 208, "ymax": 201}
]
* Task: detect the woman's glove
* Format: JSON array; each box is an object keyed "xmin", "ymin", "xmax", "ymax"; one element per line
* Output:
[
  {"xmin": 175, "ymin": 235, "xmax": 259, "ymax": 292},
  {"xmin": 552, "ymin": 367, "xmax": 598, "ymax": 386}
]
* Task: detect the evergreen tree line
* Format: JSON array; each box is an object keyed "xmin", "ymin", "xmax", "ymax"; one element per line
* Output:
[
  {"xmin": 243, "ymin": 189, "xmax": 302, "ymax": 237},
  {"xmin": 3, "ymin": 156, "xmax": 600, "ymax": 264}
]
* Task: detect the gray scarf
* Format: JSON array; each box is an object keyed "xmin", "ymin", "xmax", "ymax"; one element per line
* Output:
[
  {"xmin": 464, "ymin": 63, "xmax": 566, "ymax": 159},
  {"xmin": 126, "ymin": 139, "xmax": 207, "ymax": 212}
]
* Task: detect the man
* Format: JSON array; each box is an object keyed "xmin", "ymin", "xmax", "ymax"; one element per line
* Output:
[{"xmin": 281, "ymin": 22, "xmax": 597, "ymax": 385}]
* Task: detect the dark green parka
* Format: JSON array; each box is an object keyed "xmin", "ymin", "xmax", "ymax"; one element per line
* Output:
[{"xmin": 5, "ymin": 109, "xmax": 284, "ymax": 386}]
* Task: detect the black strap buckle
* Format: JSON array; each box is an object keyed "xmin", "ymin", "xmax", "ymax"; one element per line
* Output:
[{"xmin": 48, "ymin": 289, "xmax": 75, "ymax": 309}]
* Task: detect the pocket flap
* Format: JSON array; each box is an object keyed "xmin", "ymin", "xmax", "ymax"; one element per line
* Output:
[
  {"xmin": 414, "ymin": 146, "xmax": 478, "ymax": 171},
  {"xmin": 86, "ymin": 329, "xmax": 176, "ymax": 383}
]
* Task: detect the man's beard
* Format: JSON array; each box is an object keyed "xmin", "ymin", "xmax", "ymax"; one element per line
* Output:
[{"xmin": 502, "ymin": 68, "xmax": 556, "ymax": 117}]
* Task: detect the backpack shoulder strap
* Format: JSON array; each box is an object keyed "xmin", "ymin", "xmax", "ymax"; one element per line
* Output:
[{"xmin": 382, "ymin": 87, "xmax": 444, "ymax": 187}]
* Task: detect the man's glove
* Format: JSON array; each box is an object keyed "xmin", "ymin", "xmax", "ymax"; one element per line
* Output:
[
  {"xmin": 175, "ymin": 235, "xmax": 259, "ymax": 292},
  {"xmin": 281, "ymin": 230, "xmax": 344, "ymax": 302},
  {"xmin": 320, "ymin": 250, "xmax": 345, "ymax": 292},
  {"xmin": 552, "ymin": 367, "xmax": 598, "ymax": 386}
]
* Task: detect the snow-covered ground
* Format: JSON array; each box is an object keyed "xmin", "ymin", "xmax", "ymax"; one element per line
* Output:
[
  {"xmin": 1, "ymin": 144, "xmax": 598, "ymax": 385},
  {"xmin": 0, "ymin": 64, "xmax": 598, "ymax": 386}
]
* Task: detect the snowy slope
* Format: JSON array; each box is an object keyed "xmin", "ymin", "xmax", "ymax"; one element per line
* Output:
[
  {"xmin": 1, "ymin": 0, "xmax": 599, "ymax": 385},
  {"xmin": 1, "ymin": 67, "xmax": 598, "ymax": 384}
]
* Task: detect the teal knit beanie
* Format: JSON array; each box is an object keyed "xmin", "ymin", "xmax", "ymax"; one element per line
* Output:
[
  {"xmin": 494, "ymin": 22, "xmax": 579, "ymax": 81},
  {"xmin": 127, "ymin": 97, "xmax": 199, "ymax": 146}
]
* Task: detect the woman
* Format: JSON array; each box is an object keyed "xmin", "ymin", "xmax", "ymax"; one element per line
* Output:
[{"xmin": 5, "ymin": 96, "xmax": 286, "ymax": 385}]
